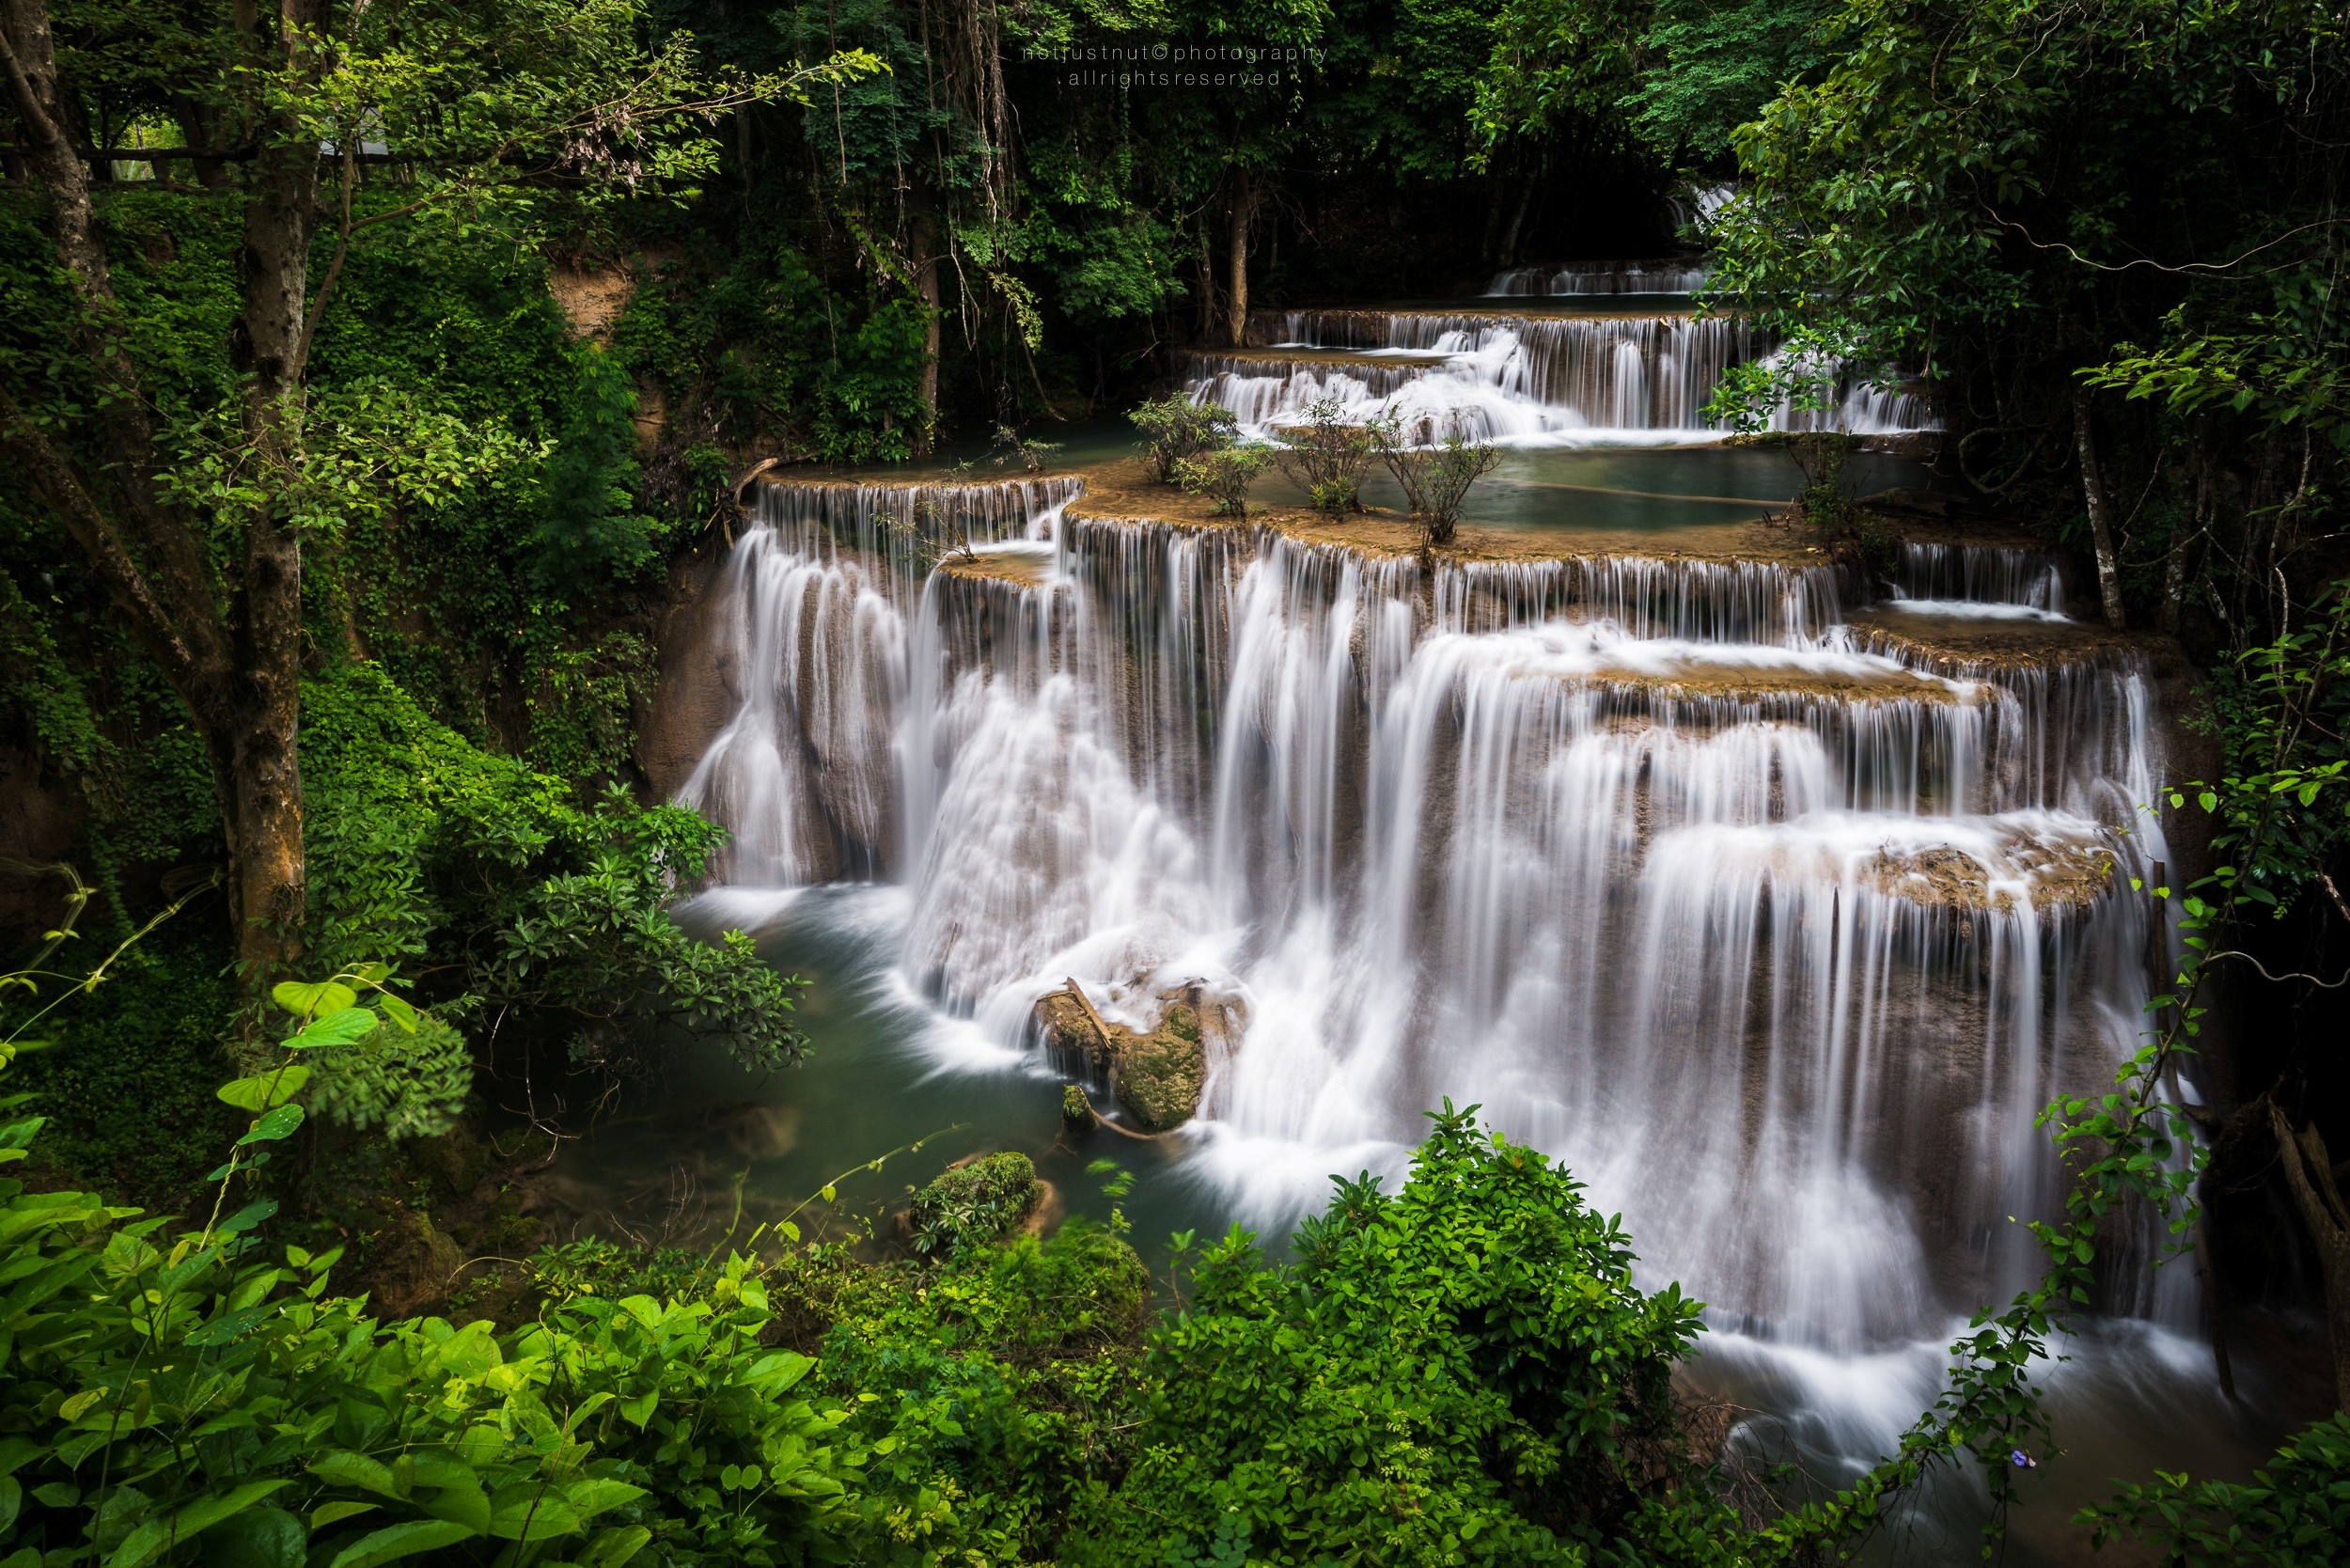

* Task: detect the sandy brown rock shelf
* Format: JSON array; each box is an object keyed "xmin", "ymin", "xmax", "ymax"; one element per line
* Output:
[
  {"xmin": 937, "ymin": 547, "xmax": 1054, "ymax": 587},
  {"xmin": 1872, "ymin": 833, "xmax": 2118, "ymax": 914},
  {"xmin": 1846, "ymin": 607, "xmax": 2146, "ymax": 671},
  {"xmin": 1581, "ymin": 662, "xmax": 1973, "ymax": 706}
]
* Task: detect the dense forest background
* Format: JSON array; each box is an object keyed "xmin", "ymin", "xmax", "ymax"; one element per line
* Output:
[{"xmin": 1, "ymin": 0, "xmax": 2347, "ymax": 1562}]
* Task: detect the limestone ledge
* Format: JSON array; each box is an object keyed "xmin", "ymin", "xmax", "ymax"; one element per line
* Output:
[{"xmin": 1869, "ymin": 833, "xmax": 2117, "ymax": 914}]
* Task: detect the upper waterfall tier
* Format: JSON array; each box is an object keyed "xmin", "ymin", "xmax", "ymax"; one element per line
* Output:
[
  {"xmin": 665, "ymin": 473, "xmax": 2173, "ymax": 1356},
  {"xmin": 1181, "ymin": 307, "xmax": 1935, "ymax": 442},
  {"xmin": 1485, "ymin": 259, "xmax": 1709, "ymax": 296}
]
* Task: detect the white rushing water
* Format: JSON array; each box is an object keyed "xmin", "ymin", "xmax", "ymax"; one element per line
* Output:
[
  {"xmin": 678, "ymin": 476, "xmax": 2184, "ymax": 1360},
  {"xmin": 1485, "ymin": 259, "xmax": 1712, "ymax": 296},
  {"xmin": 1182, "ymin": 307, "xmax": 1935, "ymax": 442}
]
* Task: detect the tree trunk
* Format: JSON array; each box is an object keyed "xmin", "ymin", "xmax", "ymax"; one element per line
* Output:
[
  {"xmin": 2071, "ymin": 385, "xmax": 2128, "ymax": 631},
  {"xmin": 219, "ymin": 8, "xmax": 322, "ymax": 984},
  {"xmin": 2159, "ymin": 454, "xmax": 2204, "ymax": 636},
  {"xmin": 2, "ymin": 0, "xmax": 316, "ymax": 990},
  {"xmin": 1194, "ymin": 210, "xmax": 1221, "ymax": 346},
  {"xmin": 1498, "ymin": 173, "xmax": 1538, "ymax": 268},
  {"xmin": 2270, "ymin": 1101, "xmax": 2350, "ymax": 1411},
  {"xmin": 907, "ymin": 179, "xmax": 943, "ymax": 456},
  {"xmin": 1224, "ymin": 170, "xmax": 1254, "ymax": 349}
]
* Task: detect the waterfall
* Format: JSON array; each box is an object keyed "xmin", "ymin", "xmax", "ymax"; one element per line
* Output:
[
  {"xmin": 1485, "ymin": 259, "xmax": 1711, "ymax": 296},
  {"xmin": 674, "ymin": 471, "xmax": 2177, "ymax": 1371},
  {"xmin": 1888, "ymin": 542, "xmax": 2069, "ymax": 612},
  {"xmin": 1185, "ymin": 307, "xmax": 1936, "ymax": 441},
  {"xmin": 675, "ymin": 477, "xmax": 1079, "ymax": 884}
]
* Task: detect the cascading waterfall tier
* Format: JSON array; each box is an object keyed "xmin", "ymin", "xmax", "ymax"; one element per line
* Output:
[
  {"xmin": 1184, "ymin": 306, "xmax": 1935, "ymax": 441},
  {"xmin": 674, "ymin": 475, "xmax": 2170, "ymax": 1360},
  {"xmin": 1485, "ymin": 259, "xmax": 1710, "ymax": 296},
  {"xmin": 674, "ymin": 477, "xmax": 1079, "ymax": 885}
]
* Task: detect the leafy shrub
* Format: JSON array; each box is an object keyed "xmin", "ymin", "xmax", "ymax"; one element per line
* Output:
[
  {"xmin": 1170, "ymin": 445, "xmax": 1274, "ymax": 518},
  {"xmin": 1066, "ymin": 1104, "xmax": 1720, "ymax": 1564},
  {"xmin": 1271, "ymin": 394, "xmax": 1374, "ymax": 512},
  {"xmin": 302, "ymin": 664, "xmax": 808, "ymax": 1074},
  {"xmin": 0, "ymin": 977, "xmax": 873, "ymax": 1568},
  {"xmin": 1131, "ymin": 396, "xmax": 1239, "ymax": 482},
  {"xmin": 306, "ymin": 1013, "xmax": 475, "ymax": 1141},
  {"xmin": 529, "ymin": 1236, "xmax": 709, "ymax": 1303},
  {"xmin": 907, "ymin": 1152, "xmax": 1040, "ymax": 1257},
  {"xmin": 2078, "ymin": 1410, "xmax": 2350, "ymax": 1564},
  {"xmin": 528, "ymin": 349, "xmax": 673, "ymax": 599},
  {"xmin": 1369, "ymin": 414, "xmax": 1504, "ymax": 546},
  {"xmin": 783, "ymin": 1218, "xmax": 1152, "ymax": 1563}
]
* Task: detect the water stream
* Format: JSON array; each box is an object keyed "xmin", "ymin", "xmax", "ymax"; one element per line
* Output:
[{"xmin": 594, "ymin": 290, "xmax": 2290, "ymax": 1561}]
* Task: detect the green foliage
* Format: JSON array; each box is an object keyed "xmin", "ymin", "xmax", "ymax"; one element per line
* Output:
[
  {"xmin": 614, "ymin": 240, "xmax": 933, "ymax": 465},
  {"xmin": 529, "ymin": 351, "xmax": 673, "ymax": 599},
  {"xmin": 301, "ymin": 664, "xmax": 808, "ymax": 1074},
  {"xmin": 4, "ymin": 933, "xmax": 2346, "ymax": 1568},
  {"xmin": 906, "ymin": 1152, "xmax": 1041, "ymax": 1259},
  {"xmin": 2077, "ymin": 1410, "xmax": 2350, "ymax": 1566},
  {"xmin": 1270, "ymin": 395, "xmax": 1373, "ymax": 512},
  {"xmin": 1073, "ymin": 1105, "xmax": 1717, "ymax": 1564},
  {"xmin": 529, "ymin": 1237, "xmax": 710, "ymax": 1305},
  {"xmin": 524, "ymin": 632, "xmax": 660, "ymax": 788},
  {"xmin": 1473, "ymin": 0, "xmax": 1647, "ymax": 152},
  {"xmin": 1627, "ymin": 0, "xmax": 1838, "ymax": 163},
  {"xmin": 307, "ymin": 1014, "xmax": 476, "ymax": 1143},
  {"xmin": 1171, "ymin": 445, "xmax": 1275, "ymax": 518},
  {"xmin": 2170, "ymin": 583, "xmax": 2350, "ymax": 915},
  {"xmin": 1369, "ymin": 416, "xmax": 1504, "ymax": 546},
  {"xmin": 1131, "ymin": 398, "xmax": 1240, "ymax": 483}
]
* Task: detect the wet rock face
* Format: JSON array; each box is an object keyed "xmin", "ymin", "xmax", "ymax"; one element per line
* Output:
[{"xmin": 1035, "ymin": 983, "xmax": 1242, "ymax": 1132}]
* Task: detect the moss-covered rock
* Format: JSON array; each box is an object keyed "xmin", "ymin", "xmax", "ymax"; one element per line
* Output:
[
  {"xmin": 908, "ymin": 1151, "xmax": 1042, "ymax": 1257},
  {"xmin": 1035, "ymin": 984, "xmax": 1232, "ymax": 1132},
  {"xmin": 1061, "ymin": 1083, "xmax": 1098, "ymax": 1131}
]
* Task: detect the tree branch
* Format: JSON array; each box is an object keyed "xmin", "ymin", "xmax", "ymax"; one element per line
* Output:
[{"xmin": 0, "ymin": 387, "xmax": 224, "ymax": 710}]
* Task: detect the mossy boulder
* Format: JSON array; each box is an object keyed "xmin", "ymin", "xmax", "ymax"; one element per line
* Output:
[
  {"xmin": 1111, "ymin": 1003, "xmax": 1207, "ymax": 1131},
  {"xmin": 1035, "ymin": 983, "xmax": 1239, "ymax": 1132},
  {"xmin": 907, "ymin": 1151, "xmax": 1042, "ymax": 1257}
]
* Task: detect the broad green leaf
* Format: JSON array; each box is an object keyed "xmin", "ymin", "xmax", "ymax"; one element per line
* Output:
[
  {"xmin": 308, "ymin": 1451, "xmax": 403, "ymax": 1499},
  {"xmin": 562, "ymin": 1479, "xmax": 646, "ymax": 1520},
  {"xmin": 309, "ymin": 1502, "xmax": 377, "ymax": 1529},
  {"xmin": 581, "ymin": 1525, "xmax": 652, "ymax": 1568},
  {"xmin": 200, "ymin": 1506, "xmax": 305, "ymax": 1568},
  {"xmin": 287, "ymin": 1008, "xmax": 378, "ymax": 1050},
  {"xmin": 273, "ymin": 980, "xmax": 357, "ymax": 1019},
  {"xmin": 238, "ymin": 1105, "xmax": 306, "ymax": 1146},
  {"xmin": 184, "ymin": 1301, "xmax": 279, "ymax": 1347},
  {"xmin": 488, "ymin": 1486, "xmax": 584, "ymax": 1541},
  {"xmin": 326, "ymin": 1520, "xmax": 480, "ymax": 1568},
  {"xmin": 108, "ymin": 1481, "xmax": 290, "ymax": 1568},
  {"xmin": 218, "ymin": 1068, "xmax": 309, "ymax": 1113},
  {"xmin": 218, "ymin": 1200, "xmax": 278, "ymax": 1236}
]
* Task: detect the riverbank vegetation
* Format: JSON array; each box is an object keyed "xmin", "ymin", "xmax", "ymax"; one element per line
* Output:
[{"xmin": 3, "ymin": 0, "xmax": 2348, "ymax": 1560}]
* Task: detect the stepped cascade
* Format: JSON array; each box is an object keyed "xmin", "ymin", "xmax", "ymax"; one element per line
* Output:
[
  {"xmin": 1485, "ymin": 259, "xmax": 1712, "ymax": 295},
  {"xmin": 670, "ymin": 471, "xmax": 2180, "ymax": 1373},
  {"xmin": 1178, "ymin": 305, "xmax": 1935, "ymax": 442}
]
